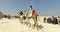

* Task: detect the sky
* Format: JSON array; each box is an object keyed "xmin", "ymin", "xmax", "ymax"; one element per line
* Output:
[{"xmin": 0, "ymin": 0, "xmax": 60, "ymax": 16}]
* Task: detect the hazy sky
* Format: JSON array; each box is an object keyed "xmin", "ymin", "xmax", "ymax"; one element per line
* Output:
[{"xmin": 0, "ymin": 0, "xmax": 60, "ymax": 16}]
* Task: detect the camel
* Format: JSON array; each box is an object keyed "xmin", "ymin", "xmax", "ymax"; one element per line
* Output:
[{"xmin": 18, "ymin": 5, "xmax": 38, "ymax": 30}]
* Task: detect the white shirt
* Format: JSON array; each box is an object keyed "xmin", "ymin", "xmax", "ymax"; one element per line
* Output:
[{"xmin": 28, "ymin": 7, "xmax": 33, "ymax": 17}]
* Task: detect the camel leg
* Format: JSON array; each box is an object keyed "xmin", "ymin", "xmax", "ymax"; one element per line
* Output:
[
  {"xmin": 27, "ymin": 17, "xmax": 32, "ymax": 28},
  {"xmin": 26, "ymin": 17, "xmax": 29, "ymax": 26},
  {"xmin": 20, "ymin": 16, "xmax": 23, "ymax": 24},
  {"xmin": 28, "ymin": 17, "xmax": 31, "ymax": 28}
]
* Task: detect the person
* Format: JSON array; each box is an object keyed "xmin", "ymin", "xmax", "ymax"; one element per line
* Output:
[
  {"xmin": 28, "ymin": 5, "xmax": 33, "ymax": 17},
  {"xmin": 44, "ymin": 17, "xmax": 46, "ymax": 23},
  {"xmin": 47, "ymin": 18, "xmax": 51, "ymax": 23},
  {"xmin": 32, "ymin": 10, "xmax": 38, "ymax": 30},
  {"xmin": 27, "ymin": 5, "xmax": 38, "ymax": 30},
  {"xmin": 19, "ymin": 11, "xmax": 23, "ymax": 16},
  {"xmin": 27, "ymin": 5, "xmax": 33, "ymax": 26},
  {"xmin": 51, "ymin": 16, "xmax": 58, "ymax": 24},
  {"xmin": 32, "ymin": 10, "xmax": 37, "ymax": 21},
  {"xmin": 53, "ymin": 17, "xmax": 58, "ymax": 24},
  {"xmin": 51, "ymin": 16, "xmax": 54, "ymax": 24}
]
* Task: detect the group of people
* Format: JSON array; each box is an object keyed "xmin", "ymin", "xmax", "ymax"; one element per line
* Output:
[
  {"xmin": 44, "ymin": 16, "xmax": 59, "ymax": 24},
  {"xmin": 0, "ymin": 14, "xmax": 11, "ymax": 19},
  {"xmin": 18, "ymin": 5, "xmax": 38, "ymax": 30}
]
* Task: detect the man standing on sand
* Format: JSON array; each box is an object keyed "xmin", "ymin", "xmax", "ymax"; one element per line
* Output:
[
  {"xmin": 32, "ymin": 10, "xmax": 38, "ymax": 27},
  {"xmin": 44, "ymin": 17, "xmax": 46, "ymax": 23}
]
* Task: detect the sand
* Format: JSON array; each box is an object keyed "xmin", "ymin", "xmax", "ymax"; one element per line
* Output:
[{"xmin": 0, "ymin": 17, "xmax": 60, "ymax": 32}]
